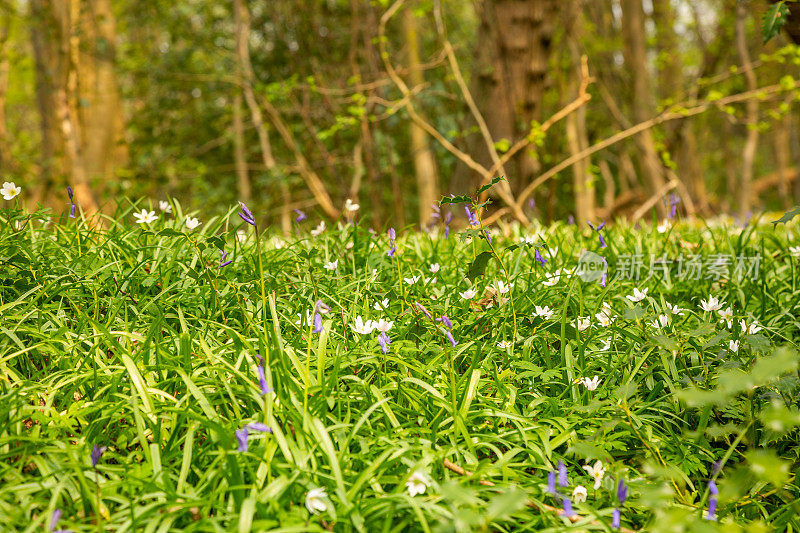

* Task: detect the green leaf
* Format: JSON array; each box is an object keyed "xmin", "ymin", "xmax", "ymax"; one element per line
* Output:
[
  {"xmin": 762, "ymin": 1, "xmax": 790, "ymax": 44},
  {"xmin": 467, "ymin": 251, "xmax": 494, "ymax": 281},
  {"xmin": 440, "ymin": 194, "xmax": 472, "ymax": 206},
  {"xmin": 477, "ymin": 176, "xmax": 506, "ymax": 196},
  {"xmin": 771, "ymin": 205, "xmax": 800, "ymax": 225}
]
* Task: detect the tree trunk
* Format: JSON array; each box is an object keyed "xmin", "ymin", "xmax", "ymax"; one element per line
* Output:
[
  {"xmin": 565, "ymin": 0, "xmax": 594, "ymax": 221},
  {"xmin": 774, "ymin": 111, "xmax": 791, "ymax": 209},
  {"xmin": 453, "ymin": 0, "xmax": 558, "ymax": 196},
  {"xmin": 232, "ymin": 91, "xmax": 251, "ymax": 202},
  {"xmin": 403, "ymin": 7, "xmax": 440, "ymax": 226},
  {"xmin": 735, "ymin": 2, "xmax": 758, "ymax": 218},
  {"xmin": 79, "ymin": 0, "xmax": 125, "ymax": 197},
  {"xmin": 621, "ymin": 0, "xmax": 667, "ymax": 214},
  {"xmin": 0, "ymin": 15, "xmax": 11, "ymax": 171}
]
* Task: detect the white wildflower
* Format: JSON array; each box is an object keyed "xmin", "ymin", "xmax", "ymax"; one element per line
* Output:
[
  {"xmin": 406, "ymin": 471, "xmax": 430, "ymax": 497},
  {"xmin": 185, "ymin": 216, "xmax": 201, "ymax": 229},
  {"xmin": 572, "ymin": 485, "xmax": 588, "ymax": 503},
  {"xmin": 305, "ymin": 487, "xmax": 327, "ymax": 514},
  {"xmin": 1, "ymin": 181, "xmax": 21, "ymax": 201},
  {"xmin": 323, "ymin": 260, "xmax": 338, "ymax": 270},
  {"xmin": 579, "ymin": 376, "xmax": 601, "ymax": 391},
  {"xmin": 373, "ymin": 318, "xmax": 394, "ymax": 333},
  {"xmin": 699, "ymin": 296, "xmax": 724, "ymax": 312},
  {"xmin": 344, "ymin": 198, "xmax": 360, "ymax": 212},
  {"xmin": 626, "ymin": 287, "xmax": 648, "ymax": 303},
  {"xmin": 351, "ymin": 316, "xmax": 375, "ymax": 335},
  {"xmin": 133, "ymin": 209, "xmax": 158, "ymax": 224},
  {"xmin": 583, "ymin": 460, "xmax": 606, "ymax": 490},
  {"xmin": 158, "ymin": 200, "xmax": 172, "ymax": 213},
  {"xmin": 460, "ymin": 288, "xmax": 478, "ymax": 300},
  {"xmin": 311, "ymin": 221, "xmax": 326, "ymax": 236}
]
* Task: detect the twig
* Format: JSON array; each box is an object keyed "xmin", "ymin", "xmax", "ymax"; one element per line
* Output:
[
  {"xmin": 514, "ymin": 77, "xmax": 800, "ymax": 212},
  {"xmin": 442, "ymin": 459, "xmax": 637, "ymax": 532}
]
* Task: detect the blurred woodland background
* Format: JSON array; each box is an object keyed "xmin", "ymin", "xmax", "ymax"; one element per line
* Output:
[{"xmin": 3, "ymin": 0, "xmax": 800, "ymax": 230}]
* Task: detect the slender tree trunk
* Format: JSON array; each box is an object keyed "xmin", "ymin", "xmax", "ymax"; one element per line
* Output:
[
  {"xmin": 232, "ymin": 92, "xmax": 251, "ymax": 202},
  {"xmin": 621, "ymin": 0, "xmax": 667, "ymax": 214},
  {"xmin": 403, "ymin": 6, "xmax": 440, "ymax": 226},
  {"xmin": 0, "ymin": 15, "xmax": 11, "ymax": 171},
  {"xmin": 565, "ymin": 0, "xmax": 593, "ymax": 221},
  {"xmin": 233, "ymin": 0, "xmax": 292, "ymax": 233},
  {"xmin": 736, "ymin": 2, "xmax": 758, "ymax": 218},
  {"xmin": 774, "ymin": 111, "xmax": 791, "ymax": 209}
]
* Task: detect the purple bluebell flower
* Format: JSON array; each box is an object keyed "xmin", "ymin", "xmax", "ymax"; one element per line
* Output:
[
  {"xmin": 50, "ymin": 509, "xmax": 62, "ymax": 533},
  {"xmin": 558, "ymin": 461, "xmax": 568, "ymax": 487},
  {"xmin": 612, "ymin": 508, "xmax": 621, "ymax": 528},
  {"xmin": 528, "ymin": 198, "xmax": 536, "ymax": 210},
  {"xmin": 568, "ymin": 214, "xmax": 575, "ymax": 225},
  {"xmin": 313, "ymin": 313, "xmax": 322, "ymax": 333},
  {"xmin": 588, "ymin": 221, "xmax": 607, "ymax": 248},
  {"xmin": 315, "ymin": 300, "xmax": 331, "ymax": 314},
  {"xmin": 600, "ymin": 256, "xmax": 608, "ymax": 288},
  {"xmin": 236, "ymin": 423, "xmax": 271, "ymax": 452},
  {"xmin": 465, "ymin": 206, "xmax": 478, "ymax": 226},
  {"xmin": 617, "ymin": 479, "xmax": 628, "ymax": 504},
  {"xmin": 255, "ymin": 355, "xmax": 272, "ymax": 395},
  {"xmin": 484, "ymin": 230, "xmax": 492, "ymax": 243},
  {"xmin": 219, "ymin": 251, "xmax": 233, "ymax": 270},
  {"xmin": 562, "ymin": 497, "xmax": 574, "ymax": 517},
  {"xmin": 667, "ymin": 194, "xmax": 680, "ymax": 219},
  {"xmin": 238, "ymin": 201, "xmax": 256, "ymax": 226},
  {"xmin": 388, "ymin": 227, "xmax": 396, "ymax": 257},
  {"xmin": 547, "ymin": 470, "xmax": 557, "ymax": 494},
  {"xmin": 706, "ymin": 480, "xmax": 718, "ymax": 520},
  {"xmin": 246, "ymin": 422, "xmax": 272, "ymax": 433},
  {"xmin": 236, "ymin": 428, "xmax": 249, "ymax": 452},
  {"xmin": 377, "ymin": 331, "xmax": 391, "ymax": 354},
  {"xmin": 294, "ymin": 209, "xmax": 307, "ymax": 222},
  {"xmin": 415, "ymin": 302, "xmax": 432, "ymax": 320},
  {"xmin": 534, "ymin": 248, "xmax": 547, "ymax": 266},
  {"xmin": 91, "ymin": 445, "xmax": 106, "ymax": 467},
  {"xmin": 67, "ymin": 186, "xmax": 76, "ymax": 218},
  {"xmin": 712, "ymin": 460, "xmax": 722, "ymax": 475},
  {"xmin": 436, "ymin": 315, "xmax": 453, "ymax": 329},
  {"xmin": 445, "ymin": 330, "xmax": 458, "ymax": 347}
]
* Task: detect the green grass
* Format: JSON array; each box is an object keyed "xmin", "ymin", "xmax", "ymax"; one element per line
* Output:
[{"xmin": 1, "ymin": 200, "xmax": 800, "ymax": 532}]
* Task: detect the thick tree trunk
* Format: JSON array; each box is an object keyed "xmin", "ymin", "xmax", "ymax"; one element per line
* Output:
[
  {"xmin": 621, "ymin": 0, "xmax": 667, "ymax": 215},
  {"xmin": 403, "ymin": 7, "xmax": 440, "ymax": 226},
  {"xmin": 453, "ymin": 0, "xmax": 558, "ymax": 196}
]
